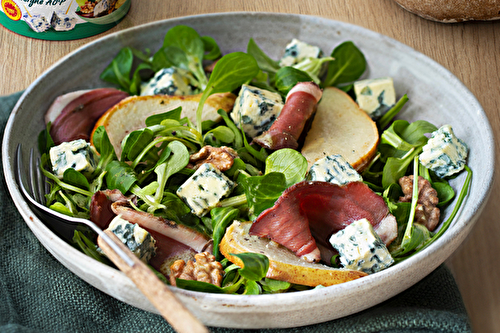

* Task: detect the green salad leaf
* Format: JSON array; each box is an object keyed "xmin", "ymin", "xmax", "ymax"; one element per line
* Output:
[
  {"xmin": 105, "ymin": 160, "xmax": 137, "ymax": 194},
  {"xmin": 265, "ymin": 149, "xmax": 308, "ymax": 187},
  {"xmin": 195, "ymin": 52, "xmax": 259, "ymax": 134},
  {"xmin": 145, "ymin": 107, "xmax": 182, "ymax": 126},
  {"xmin": 323, "ymin": 41, "xmax": 366, "ymax": 87},
  {"xmin": 231, "ymin": 252, "xmax": 269, "ymax": 281},
  {"xmin": 381, "ymin": 120, "xmax": 437, "ymax": 150},
  {"xmin": 100, "ymin": 47, "xmax": 134, "ymax": 93},
  {"xmin": 151, "ymin": 141, "xmax": 190, "ymax": 211},
  {"xmin": 175, "ymin": 279, "xmax": 225, "ymax": 293},
  {"xmin": 62, "ymin": 169, "xmax": 90, "ymax": 190},
  {"xmin": 378, "ymin": 94, "xmax": 409, "ymax": 129},
  {"xmin": 274, "ymin": 66, "xmax": 313, "ymax": 96},
  {"xmin": 92, "ymin": 125, "xmax": 117, "ymax": 176},
  {"xmin": 247, "ymin": 38, "xmax": 280, "ymax": 74},
  {"xmin": 163, "ymin": 25, "xmax": 208, "ymax": 90},
  {"xmin": 151, "ymin": 46, "xmax": 174, "ymax": 72},
  {"xmin": 240, "ymin": 172, "xmax": 288, "ymax": 220},
  {"xmin": 211, "ymin": 207, "xmax": 240, "ymax": 260},
  {"xmin": 73, "ymin": 231, "xmax": 111, "ymax": 265},
  {"xmin": 292, "ymin": 56, "xmax": 334, "ymax": 84},
  {"xmin": 201, "ymin": 36, "xmax": 222, "ymax": 60},
  {"xmin": 260, "ymin": 278, "xmax": 291, "ymax": 294},
  {"xmin": 38, "ymin": 122, "xmax": 54, "ymax": 155}
]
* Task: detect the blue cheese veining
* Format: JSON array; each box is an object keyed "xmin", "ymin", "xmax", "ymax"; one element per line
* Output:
[
  {"xmin": 230, "ymin": 84, "xmax": 284, "ymax": 138},
  {"xmin": 329, "ymin": 219, "xmax": 394, "ymax": 274},
  {"xmin": 307, "ymin": 154, "xmax": 362, "ymax": 185},
  {"xmin": 49, "ymin": 139, "xmax": 99, "ymax": 179},
  {"xmin": 23, "ymin": 13, "xmax": 51, "ymax": 33},
  {"xmin": 279, "ymin": 39, "xmax": 322, "ymax": 67},
  {"xmin": 176, "ymin": 163, "xmax": 234, "ymax": 216},
  {"xmin": 354, "ymin": 77, "xmax": 396, "ymax": 119},
  {"xmin": 419, "ymin": 125, "xmax": 468, "ymax": 178},
  {"xmin": 93, "ymin": 0, "xmax": 116, "ymax": 17},
  {"xmin": 50, "ymin": 12, "xmax": 77, "ymax": 31},
  {"xmin": 104, "ymin": 215, "xmax": 156, "ymax": 263},
  {"xmin": 141, "ymin": 67, "xmax": 196, "ymax": 96}
]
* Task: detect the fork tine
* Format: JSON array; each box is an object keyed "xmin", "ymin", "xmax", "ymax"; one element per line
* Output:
[
  {"xmin": 16, "ymin": 144, "xmax": 25, "ymax": 192},
  {"xmin": 16, "ymin": 145, "xmax": 37, "ymax": 208},
  {"xmin": 35, "ymin": 157, "xmax": 46, "ymax": 205},
  {"xmin": 29, "ymin": 148, "xmax": 39, "ymax": 203}
]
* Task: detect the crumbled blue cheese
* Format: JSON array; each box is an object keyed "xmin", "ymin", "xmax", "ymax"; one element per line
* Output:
[
  {"xmin": 141, "ymin": 67, "xmax": 195, "ymax": 96},
  {"xmin": 329, "ymin": 219, "xmax": 394, "ymax": 274},
  {"xmin": 50, "ymin": 12, "xmax": 77, "ymax": 31},
  {"xmin": 23, "ymin": 13, "xmax": 51, "ymax": 33},
  {"xmin": 49, "ymin": 139, "xmax": 99, "ymax": 179},
  {"xmin": 105, "ymin": 215, "xmax": 156, "ymax": 263},
  {"xmin": 354, "ymin": 77, "xmax": 396, "ymax": 119},
  {"xmin": 94, "ymin": 0, "xmax": 114, "ymax": 17},
  {"xmin": 307, "ymin": 154, "xmax": 362, "ymax": 185},
  {"xmin": 279, "ymin": 39, "xmax": 322, "ymax": 67},
  {"xmin": 419, "ymin": 125, "xmax": 468, "ymax": 178},
  {"xmin": 176, "ymin": 163, "xmax": 234, "ymax": 216},
  {"xmin": 230, "ymin": 84, "xmax": 284, "ymax": 137}
]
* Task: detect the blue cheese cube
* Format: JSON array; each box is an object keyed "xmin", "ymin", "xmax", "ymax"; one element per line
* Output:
[
  {"xmin": 279, "ymin": 39, "xmax": 322, "ymax": 67},
  {"xmin": 230, "ymin": 84, "xmax": 284, "ymax": 138},
  {"xmin": 105, "ymin": 215, "xmax": 156, "ymax": 263},
  {"xmin": 176, "ymin": 163, "xmax": 234, "ymax": 216},
  {"xmin": 307, "ymin": 154, "xmax": 362, "ymax": 185},
  {"xmin": 354, "ymin": 77, "xmax": 396, "ymax": 119},
  {"xmin": 49, "ymin": 139, "xmax": 99, "ymax": 179},
  {"xmin": 50, "ymin": 12, "xmax": 77, "ymax": 31},
  {"xmin": 94, "ymin": 0, "xmax": 115, "ymax": 17},
  {"xmin": 23, "ymin": 13, "xmax": 50, "ymax": 33},
  {"xmin": 141, "ymin": 67, "xmax": 195, "ymax": 96},
  {"xmin": 419, "ymin": 125, "xmax": 468, "ymax": 178},
  {"xmin": 329, "ymin": 219, "xmax": 394, "ymax": 274}
]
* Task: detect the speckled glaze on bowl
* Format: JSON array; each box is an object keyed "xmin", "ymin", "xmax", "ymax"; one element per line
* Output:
[{"xmin": 2, "ymin": 12, "xmax": 494, "ymax": 329}]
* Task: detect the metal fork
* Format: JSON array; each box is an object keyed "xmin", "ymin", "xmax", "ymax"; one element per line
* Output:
[{"xmin": 15, "ymin": 145, "xmax": 209, "ymax": 333}]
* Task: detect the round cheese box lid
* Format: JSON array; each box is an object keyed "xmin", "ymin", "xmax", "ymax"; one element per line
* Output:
[{"xmin": 0, "ymin": 0, "xmax": 130, "ymax": 40}]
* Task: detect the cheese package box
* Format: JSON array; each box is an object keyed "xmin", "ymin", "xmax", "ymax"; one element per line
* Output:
[{"xmin": 0, "ymin": 0, "xmax": 130, "ymax": 40}]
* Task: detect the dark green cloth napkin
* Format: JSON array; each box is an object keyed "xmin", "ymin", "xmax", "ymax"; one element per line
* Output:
[{"xmin": 0, "ymin": 92, "xmax": 471, "ymax": 333}]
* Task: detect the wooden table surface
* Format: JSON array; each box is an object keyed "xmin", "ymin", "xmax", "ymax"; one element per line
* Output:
[{"xmin": 1, "ymin": 0, "xmax": 499, "ymax": 331}]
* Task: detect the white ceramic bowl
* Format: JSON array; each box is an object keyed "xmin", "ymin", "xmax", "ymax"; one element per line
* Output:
[{"xmin": 2, "ymin": 12, "xmax": 494, "ymax": 329}]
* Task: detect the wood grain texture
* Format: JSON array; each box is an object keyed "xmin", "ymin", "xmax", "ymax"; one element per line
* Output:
[{"xmin": 1, "ymin": 0, "xmax": 499, "ymax": 331}]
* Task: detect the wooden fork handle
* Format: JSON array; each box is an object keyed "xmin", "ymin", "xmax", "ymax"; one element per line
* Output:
[{"xmin": 97, "ymin": 230, "xmax": 210, "ymax": 333}]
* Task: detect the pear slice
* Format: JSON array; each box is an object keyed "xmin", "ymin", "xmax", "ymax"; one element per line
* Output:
[
  {"xmin": 91, "ymin": 92, "xmax": 236, "ymax": 156},
  {"xmin": 301, "ymin": 87, "xmax": 379, "ymax": 171},
  {"xmin": 219, "ymin": 221, "xmax": 367, "ymax": 287}
]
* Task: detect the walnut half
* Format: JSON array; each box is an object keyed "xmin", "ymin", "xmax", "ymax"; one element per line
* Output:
[
  {"xmin": 398, "ymin": 175, "xmax": 440, "ymax": 231},
  {"xmin": 189, "ymin": 145, "xmax": 238, "ymax": 172},
  {"xmin": 169, "ymin": 252, "xmax": 224, "ymax": 287}
]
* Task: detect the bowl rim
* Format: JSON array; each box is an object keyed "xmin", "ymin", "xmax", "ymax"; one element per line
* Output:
[{"xmin": 2, "ymin": 10, "xmax": 495, "ymax": 313}]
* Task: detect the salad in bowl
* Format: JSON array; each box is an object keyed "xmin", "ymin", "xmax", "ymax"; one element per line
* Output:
[
  {"xmin": 4, "ymin": 13, "xmax": 491, "ymax": 328},
  {"xmin": 38, "ymin": 24, "xmax": 472, "ymax": 295}
]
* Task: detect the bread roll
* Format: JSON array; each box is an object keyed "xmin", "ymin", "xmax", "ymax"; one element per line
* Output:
[{"xmin": 393, "ymin": 0, "xmax": 500, "ymax": 22}]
